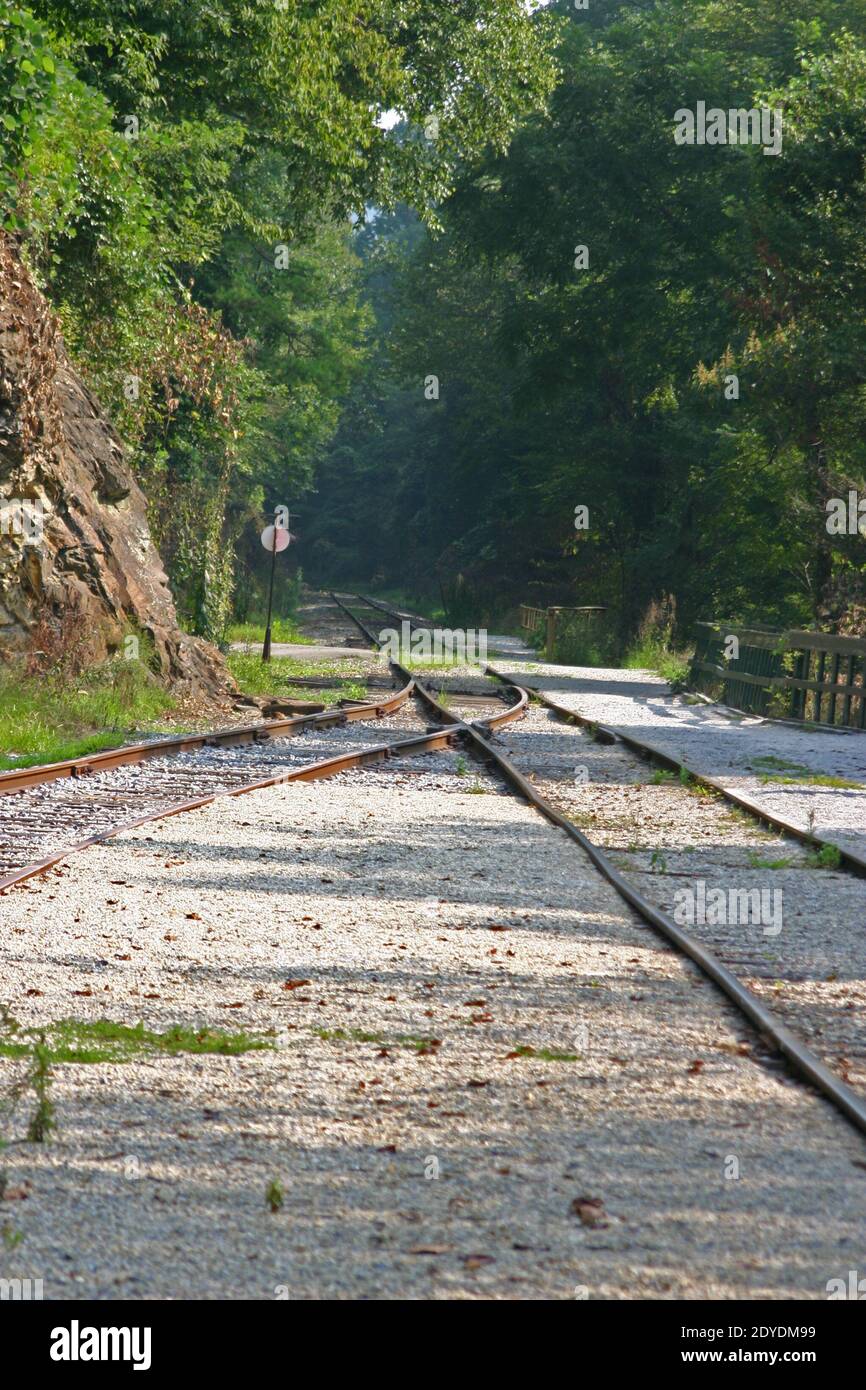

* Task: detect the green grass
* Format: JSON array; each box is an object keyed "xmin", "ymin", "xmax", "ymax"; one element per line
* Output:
[
  {"xmin": 284, "ymin": 682, "xmax": 367, "ymax": 708},
  {"xmin": 266, "ymin": 1179, "xmax": 285, "ymax": 1213},
  {"xmin": 0, "ymin": 659, "xmax": 175, "ymax": 770},
  {"xmin": 507, "ymin": 1045, "xmax": 580, "ymax": 1062},
  {"xmin": 395, "ymin": 653, "xmax": 465, "ymax": 671},
  {"xmin": 747, "ymin": 843, "xmax": 842, "ymax": 870},
  {"xmin": 808, "ymin": 843, "xmax": 843, "ymax": 869},
  {"xmin": 768, "ymin": 773, "xmax": 862, "ymax": 790},
  {"xmin": 226, "ymin": 618, "xmax": 306, "ymax": 646},
  {"xmin": 314, "ymin": 1027, "xmax": 440, "ymax": 1053},
  {"xmin": 624, "ymin": 637, "xmax": 691, "ymax": 685},
  {"xmin": 747, "ymin": 852, "xmax": 796, "ymax": 869},
  {"xmin": 752, "ymin": 755, "xmax": 808, "ymax": 774},
  {"xmin": 750, "ymin": 757, "xmax": 862, "ymax": 790},
  {"xmin": 0, "ymin": 1018, "xmax": 274, "ymax": 1065},
  {"xmin": 226, "ymin": 652, "xmax": 367, "ymax": 696}
]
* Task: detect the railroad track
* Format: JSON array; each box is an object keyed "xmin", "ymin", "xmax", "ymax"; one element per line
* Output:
[
  {"xmin": 3, "ymin": 587, "xmax": 865, "ymax": 1138},
  {"xmin": 337, "ymin": 590, "xmax": 866, "ymax": 1137},
  {"xmin": 0, "ymin": 613, "xmax": 521, "ymax": 895},
  {"xmin": 0, "ymin": 675, "xmax": 460, "ymax": 894}
]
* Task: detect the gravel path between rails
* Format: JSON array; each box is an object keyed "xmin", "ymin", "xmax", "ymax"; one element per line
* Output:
[
  {"xmin": 495, "ymin": 662, "xmax": 866, "ymax": 859},
  {"xmin": 489, "ymin": 703, "xmax": 866, "ymax": 1095},
  {"xmin": 2, "ymin": 738, "xmax": 866, "ymax": 1299},
  {"xmin": 0, "ymin": 699, "xmax": 432, "ymax": 881}
]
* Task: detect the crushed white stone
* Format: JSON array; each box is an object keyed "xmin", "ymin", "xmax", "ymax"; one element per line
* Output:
[
  {"xmin": 2, "ymin": 742, "xmax": 866, "ymax": 1300},
  {"xmin": 498, "ymin": 661, "xmax": 866, "ymax": 858}
]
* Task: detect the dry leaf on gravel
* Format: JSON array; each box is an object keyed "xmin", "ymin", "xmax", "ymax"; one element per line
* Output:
[{"xmin": 570, "ymin": 1196, "xmax": 609, "ymax": 1228}]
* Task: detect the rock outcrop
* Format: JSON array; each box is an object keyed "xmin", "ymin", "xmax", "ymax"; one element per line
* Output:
[{"xmin": 0, "ymin": 235, "xmax": 228, "ymax": 692}]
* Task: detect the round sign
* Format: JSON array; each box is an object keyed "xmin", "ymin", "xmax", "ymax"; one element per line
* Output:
[{"xmin": 261, "ymin": 525, "xmax": 290, "ymax": 553}]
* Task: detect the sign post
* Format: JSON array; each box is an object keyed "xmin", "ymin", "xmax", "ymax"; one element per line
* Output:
[{"xmin": 260, "ymin": 511, "xmax": 291, "ymax": 662}]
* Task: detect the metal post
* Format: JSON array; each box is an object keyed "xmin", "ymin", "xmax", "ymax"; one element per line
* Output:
[{"xmin": 262, "ymin": 512, "xmax": 279, "ymax": 663}]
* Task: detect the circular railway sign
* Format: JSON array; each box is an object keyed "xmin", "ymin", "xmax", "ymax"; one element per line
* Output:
[{"xmin": 260, "ymin": 524, "xmax": 290, "ymax": 553}]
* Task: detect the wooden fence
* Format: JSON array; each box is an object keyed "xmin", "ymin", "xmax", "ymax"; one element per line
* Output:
[
  {"xmin": 690, "ymin": 622, "xmax": 866, "ymax": 729},
  {"xmin": 519, "ymin": 605, "xmax": 607, "ymax": 659}
]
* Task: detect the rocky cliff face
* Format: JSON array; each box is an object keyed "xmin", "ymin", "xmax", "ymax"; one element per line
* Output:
[{"xmin": 0, "ymin": 235, "xmax": 227, "ymax": 692}]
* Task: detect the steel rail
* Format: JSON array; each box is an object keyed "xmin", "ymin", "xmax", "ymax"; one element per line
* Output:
[
  {"xmin": 328, "ymin": 591, "xmax": 381, "ymax": 647},
  {"xmin": 0, "ymin": 675, "xmax": 414, "ymax": 798},
  {"xmin": 328, "ymin": 592, "xmax": 528, "ymax": 731},
  {"xmin": 351, "ymin": 590, "xmax": 434, "ymax": 629},
  {"xmin": 0, "ymin": 723, "xmax": 461, "ymax": 895},
  {"xmin": 485, "ymin": 666, "xmax": 866, "ymax": 877},
  {"xmin": 9, "ymin": 588, "xmax": 865, "ymax": 1137},
  {"xmin": 342, "ymin": 593, "xmax": 866, "ymax": 1137},
  {"xmin": 461, "ymin": 720, "xmax": 866, "ymax": 1138}
]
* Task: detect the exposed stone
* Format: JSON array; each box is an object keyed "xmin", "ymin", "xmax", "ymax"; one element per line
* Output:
[{"xmin": 0, "ymin": 234, "xmax": 229, "ymax": 693}]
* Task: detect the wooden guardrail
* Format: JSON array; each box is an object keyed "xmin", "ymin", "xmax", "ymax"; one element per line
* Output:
[
  {"xmin": 690, "ymin": 622, "xmax": 866, "ymax": 728},
  {"xmin": 519, "ymin": 605, "xmax": 606, "ymax": 659}
]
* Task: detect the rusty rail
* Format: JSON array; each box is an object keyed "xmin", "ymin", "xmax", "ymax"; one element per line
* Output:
[{"xmin": 0, "ymin": 677, "xmax": 414, "ymax": 798}]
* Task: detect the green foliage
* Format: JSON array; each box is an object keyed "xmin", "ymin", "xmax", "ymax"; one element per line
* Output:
[
  {"xmin": 0, "ymin": 1007, "xmax": 54, "ymax": 1144},
  {"xmin": 226, "ymin": 618, "xmax": 305, "ymax": 647},
  {"xmin": 266, "ymin": 1179, "xmax": 284, "ymax": 1215},
  {"xmin": 0, "ymin": 1017, "xmax": 275, "ymax": 1065},
  {"xmin": 306, "ymin": 0, "xmax": 866, "ymax": 641},
  {"xmin": 5, "ymin": 0, "xmax": 557, "ymax": 643},
  {"xmin": 225, "ymin": 651, "xmax": 366, "ymax": 696},
  {"xmin": 0, "ymin": 651, "xmax": 175, "ymax": 769}
]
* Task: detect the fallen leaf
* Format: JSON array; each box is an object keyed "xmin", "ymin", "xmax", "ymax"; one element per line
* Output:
[
  {"xmin": 283, "ymin": 979, "xmax": 311, "ymax": 991},
  {"xmin": 570, "ymin": 1195, "xmax": 609, "ymax": 1228},
  {"xmin": 408, "ymin": 1244, "xmax": 451, "ymax": 1255},
  {"xmin": 2, "ymin": 1182, "xmax": 32, "ymax": 1201}
]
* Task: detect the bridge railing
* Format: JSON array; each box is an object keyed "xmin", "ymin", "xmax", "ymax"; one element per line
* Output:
[
  {"xmin": 690, "ymin": 622, "xmax": 866, "ymax": 729},
  {"xmin": 519, "ymin": 605, "xmax": 607, "ymax": 659}
]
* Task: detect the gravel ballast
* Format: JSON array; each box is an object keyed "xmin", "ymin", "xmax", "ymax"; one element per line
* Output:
[
  {"xmin": 496, "ymin": 662, "xmax": 866, "ymax": 859},
  {"xmin": 2, "ymin": 739, "xmax": 866, "ymax": 1300}
]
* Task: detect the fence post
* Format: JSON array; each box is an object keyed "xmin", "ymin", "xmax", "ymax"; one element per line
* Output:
[{"xmin": 546, "ymin": 607, "xmax": 558, "ymax": 661}]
